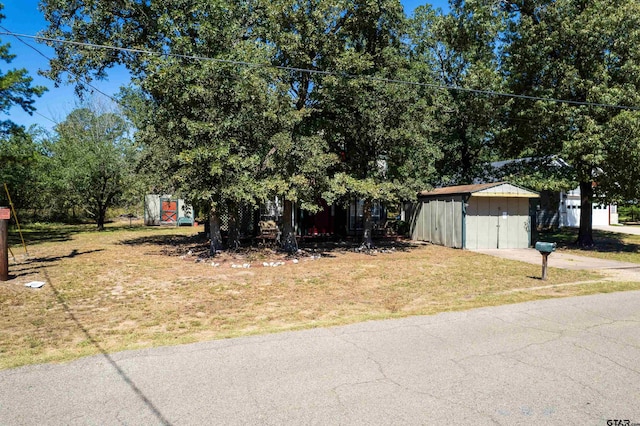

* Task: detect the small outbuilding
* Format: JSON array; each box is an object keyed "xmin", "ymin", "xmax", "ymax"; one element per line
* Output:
[
  {"xmin": 144, "ymin": 195, "xmax": 194, "ymax": 226},
  {"xmin": 410, "ymin": 182, "xmax": 539, "ymax": 249}
]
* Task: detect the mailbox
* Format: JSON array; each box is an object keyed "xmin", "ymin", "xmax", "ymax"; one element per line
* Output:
[
  {"xmin": 535, "ymin": 241, "xmax": 556, "ymax": 280},
  {"xmin": 535, "ymin": 241, "xmax": 556, "ymax": 254}
]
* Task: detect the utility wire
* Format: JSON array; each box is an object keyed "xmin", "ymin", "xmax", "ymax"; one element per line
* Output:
[
  {"xmin": 0, "ymin": 26, "xmax": 120, "ymax": 106},
  {"xmin": 32, "ymin": 110, "xmax": 57, "ymax": 125},
  {"xmin": 2, "ymin": 27, "xmax": 135, "ymax": 129},
  {"xmin": 0, "ymin": 26, "xmax": 59, "ymax": 125},
  {"xmin": 2, "ymin": 30, "xmax": 640, "ymax": 112}
]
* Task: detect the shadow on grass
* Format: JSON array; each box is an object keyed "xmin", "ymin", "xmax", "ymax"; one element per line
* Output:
[
  {"xmin": 538, "ymin": 228, "xmax": 640, "ymax": 255},
  {"xmin": 27, "ymin": 248, "xmax": 105, "ymax": 264},
  {"xmin": 7, "ymin": 222, "xmax": 152, "ymax": 248},
  {"xmin": 8, "ymin": 226, "xmax": 79, "ymax": 247},
  {"xmin": 296, "ymin": 238, "xmax": 420, "ymax": 256},
  {"xmin": 120, "ymin": 233, "xmax": 206, "ymax": 247},
  {"xmin": 120, "ymin": 232, "xmax": 420, "ymax": 258},
  {"xmin": 10, "ymin": 249, "xmax": 105, "ymax": 278}
]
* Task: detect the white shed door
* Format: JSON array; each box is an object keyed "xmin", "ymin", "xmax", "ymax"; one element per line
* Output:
[{"xmin": 466, "ymin": 197, "xmax": 531, "ymax": 249}]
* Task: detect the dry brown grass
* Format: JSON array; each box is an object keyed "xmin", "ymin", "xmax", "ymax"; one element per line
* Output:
[{"xmin": 2, "ymin": 223, "xmax": 638, "ymax": 370}]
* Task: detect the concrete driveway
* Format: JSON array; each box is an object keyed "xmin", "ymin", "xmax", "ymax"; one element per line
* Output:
[
  {"xmin": 472, "ymin": 247, "xmax": 640, "ymax": 272},
  {"xmin": 1, "ymin": 291, "xmax": 640, "ymax": 425},
  {"xmin": 473, "ymin": 239, "xmax": 640, "ymax": 282},
  {"xmin": 595, "ymin": 224, "xmax": 640, "ymax": 236}
]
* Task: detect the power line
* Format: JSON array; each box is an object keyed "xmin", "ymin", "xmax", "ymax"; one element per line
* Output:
[
  {"xmin": 2, "ymin": 30, "xmax": 640, "ymax": 112},
  {"xmin": 32, "ymin": 110, "xmax": 57, "ymax": 125},
  {"xmin": 0, "ymin": 26, "xmax": 121, "ymax": 106},
  {"xmin": 0, "ymin": 26, "xmax": 60, "ymax": 126},
  {"xmin": 2, "ymin": 27, "xmax": 134, "ymax": 129}
]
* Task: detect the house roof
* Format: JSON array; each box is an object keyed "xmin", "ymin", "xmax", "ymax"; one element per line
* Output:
[
  {"xmin": 419, "ymin": 182, "xmax": 539, "ymax": 198},
  {"xmin": 471, "ymin": 156, "xmax": 573, "ymax": 185},
  {"xmin": 490, "ymin": 156, "xmax": 570, "ymax": 169}
]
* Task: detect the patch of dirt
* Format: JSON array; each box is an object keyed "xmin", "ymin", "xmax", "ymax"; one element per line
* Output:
[{"xmin": 598, "ymin": 268, "xmax": 640, "ymax": 282}]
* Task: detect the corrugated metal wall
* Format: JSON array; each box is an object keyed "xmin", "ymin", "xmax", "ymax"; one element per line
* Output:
[
  {"xmin": 411, "ymin": 195, "xmax": 532, "ymax": 249},
  {"xmin": 411, "ymin": 196, "xmax": 463, "ymax": 248}
]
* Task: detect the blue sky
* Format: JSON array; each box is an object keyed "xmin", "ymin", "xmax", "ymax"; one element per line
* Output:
[{"xmin": 2, "ymin": 0, "xmax": 449, "ymax": 132}]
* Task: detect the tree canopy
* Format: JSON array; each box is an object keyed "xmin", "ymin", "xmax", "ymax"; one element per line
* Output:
[
  {"xmin": 0, "ymin": 125, "xmax": 49, "ymax": 210},
  {"xmin": 41, "ymin": 0, "xmax": 443, "ymax": 249},
  {"xmin": 48, "ymin": 104, "xmax": 134, "ymax": 230},
  {"xmin": 0, "ymin": 2, "xmax": 46, "ymax": 132},
  {"xmin": 408, "ymin": 1, "xmax": 504, "ymax": 186},
  {"xmin": 37, "ymin": 0, "xmax": 640, "ymax": 248},
  {"xmin": 498, "ymin": 0, "xmax": 640, "ymax": 245}
]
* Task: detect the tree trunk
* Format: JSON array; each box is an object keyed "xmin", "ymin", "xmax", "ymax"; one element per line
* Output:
[
  {"xmin": 227, "ymin": 202, "xmax": 240, "ymax": 250},
  {"xmin": 209, "ymin": 205, "xmax": 224, "ymax": 256},
  {"xmin": 281, "ymin": 200, "xmax": 298, "ymax": 253},
  {"xmin": 97, "ymin": 205, "xmax": 106, "ymax": 231},
  {"xmin": 361, "ymin": 199, "xmax": 374, "ymax": 250},
  {"xmin": 252, "ymin": 207, "xmax": 260, "ymax": 238},
  {"xmin": 577, "ymin": 181, "xmax": 594, "ymax": 247}
]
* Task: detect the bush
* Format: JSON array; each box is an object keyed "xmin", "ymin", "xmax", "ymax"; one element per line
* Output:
[{"xmin": 618, "ymin": 204, "xmax": 640, "ymax": 223}]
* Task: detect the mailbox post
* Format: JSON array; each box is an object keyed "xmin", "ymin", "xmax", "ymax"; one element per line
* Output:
[
  {"xmin": 0, "ymin": 207, "xmax": 10, "ymax": 281},
  {"xmin": 535, "ymin": 241, "xmax": 556, "ymax": 280}
]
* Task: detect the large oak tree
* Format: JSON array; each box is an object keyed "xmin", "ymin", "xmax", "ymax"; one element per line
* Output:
[
  {"xmin": 42, "ymin": 0, "xmax": 441, "ymax": 250},
  {"xmin": 499, "ymin": 0, "xmax": 640, "ymax": 245}
]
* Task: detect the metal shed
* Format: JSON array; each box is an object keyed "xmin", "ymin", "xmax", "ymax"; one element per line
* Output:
[
  {"xmin": 410, "ymin": 182, "xmax": 539, "ymax": 249},
  {"xmin": 144, "ymin": 194, "xmax": 193, "ymax": 226}
]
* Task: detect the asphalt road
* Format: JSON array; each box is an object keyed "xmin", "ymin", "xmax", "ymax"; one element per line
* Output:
[{"xmin": 1, "ymin": 291, "xmax": 639, "ymax": 425}]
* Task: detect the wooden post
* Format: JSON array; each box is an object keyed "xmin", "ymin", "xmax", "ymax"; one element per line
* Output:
[
  {"xmin": 541, "ymin": 252, "xmax": 549, "ymax": 281},
  {"xmin": 0, "ymin": 207, "xmax": 10, "ymax": 281}
]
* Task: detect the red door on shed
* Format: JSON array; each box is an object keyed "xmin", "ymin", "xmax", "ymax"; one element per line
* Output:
[{"xmin": 161, "ymin": 199, "xmax": 178, "ymax": 223}]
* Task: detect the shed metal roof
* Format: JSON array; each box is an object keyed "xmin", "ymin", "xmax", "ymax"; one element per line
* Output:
[{"xmin": 418, "ymin": 182, "xmax": 539, "ymax": 198}]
